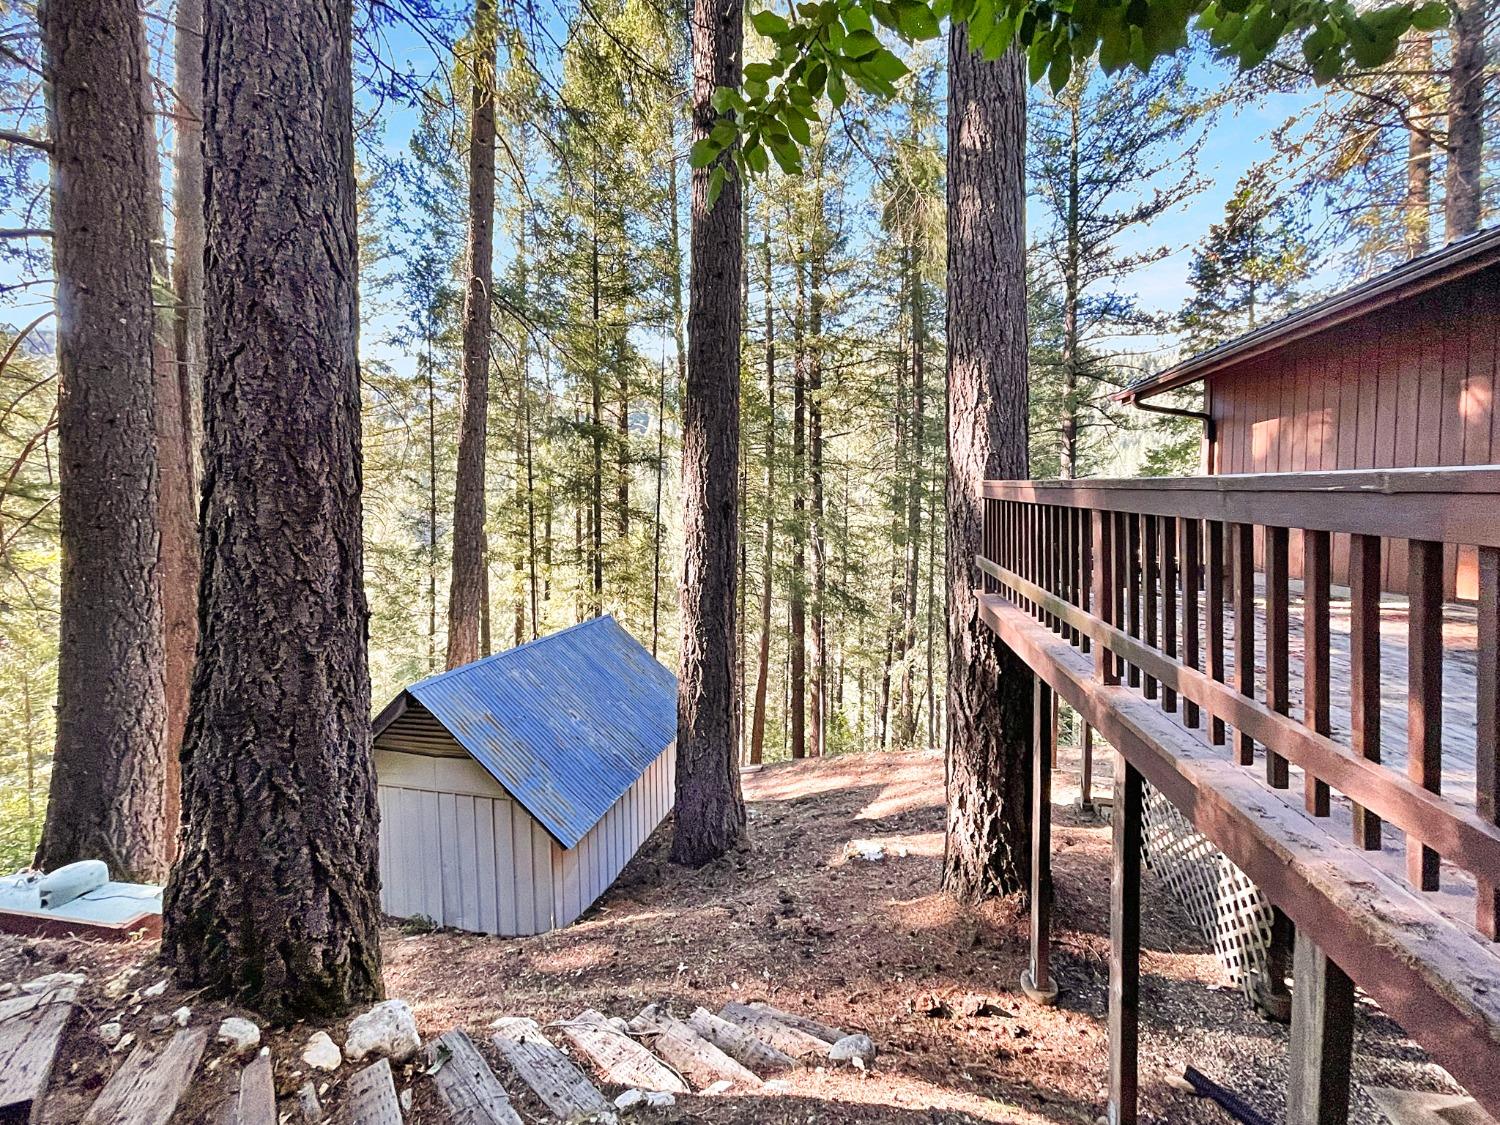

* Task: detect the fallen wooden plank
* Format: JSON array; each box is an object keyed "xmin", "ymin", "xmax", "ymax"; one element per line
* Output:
[
  {"xmin": 0, "ymin": 985, "xmax": 75, "ymax": 1123},
  {"xmin": 338, "ymin": 1058, "xmax": 401, "ymax": 1125},
  {"xmin": 221, "ymin": 1053, "xmax": 276, "ymax": 1125},
  {"xmin": 686, "ymin": 1007, "xmax": 796, "ymax": 1075},
  {"xmin": 490, "ymin": 1017, "xmax": 611, "ymax": 1121},
  {"xmin": 426, "ymin": 1029, "xmax": 522, "ymax": 1125},
  {"xmin": 718, "ymin": 1003, "xmax": 831, "ymax": 1059},
  {"xmin": 635, "ymin": 1008, "xmax": 760, "ymax": 1089},
  {"xmin": 744, "ymin": 1002, "xmax": 846, "ymax": 1044},
  {"xmin": 556, "ymin": 1009, "xmax": 687, "ymax": 1093},
  {"xmin": 1366, "ymin": 1087, "xmax": 1497, "ymax": 1125},
  {"xmin": 81, "ymin": 1027, "xmax": 208, "ymax": 1125}
]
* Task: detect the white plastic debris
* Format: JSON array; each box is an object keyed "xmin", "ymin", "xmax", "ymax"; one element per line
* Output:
[
  {"xmin": 217, "ymin": 1017, "xmax": 261, "ymax": 1056},
  {"xmin": 20, "ymin": 972, "xmax": 86, "ymax": 993},
  {"xmin": 399, "ymin": 1088, "xmax": 413, "ymax": 1113},
  {"xmin": 97, "ymin": 1021, "xmax": 123, "ymax": 1047},
  {"xmin": 828, "ymin": 1033, "xmax": 876, "ymax": 1066},
  {"xmin": 344, "ymin": 999, "xmax": 421, "ymax": 1063},
  {"xmin": 302, "ymin": 1030, "xmax": 343, "ymax": 1072}
]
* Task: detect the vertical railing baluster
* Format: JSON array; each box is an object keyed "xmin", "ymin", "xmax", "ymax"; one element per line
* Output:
[
  {"xmin": 1232, "ymin": 523, "xmax": 1256, "ymax": 767},
  {"xmin": 1081, "ymin": 511, "xmax": 1093, "ymax": 656},
  {"xmin": 1109, "ymin": 755, "xmax": 1143, "ymax": 1125},
  {"xmin": 1127, "ymin": 514, "xmax": 1142, "ymax": 689},
  {"xmin": 1093, "ymin": 510, "xmax": 1117, "ymax": 686},
  {"xmin": 1161, "ymin": 516, "xmax": 1178, "ymax": 714},
  {"xmin": 1113, "ymin": 511, "xmax": 1130, "ymax": 681},
  {"xmin": 1026, "ymin": 678, "xmax": 1058, "ymax": 1003},
  {"xmin": 1408, "ymin": 538, "xmax": 1444, "ymax": 891},
  {"xmin": 1478, "ymin": 545, "xmax": 1498, "ymax": 939},
  {"xmin": 1181, "ymin": 518, "xmax": 1201, "ymax": 729},
  {"xmin": 1207, "ymin": 520, "xmax": 1226, "ymax": 746},
  {"xmin": 1144, "ymin": 515, "xmax": 1159, "ymax": 701},
  {"xmin": 1349, "ymin": 534, "xmax": 1383, "ymax": 850},
  {"xmin": 1266, "ymin": 526, "xmax": 1290, "ymax": 789},
  {"xmin": 1305, "ymin": 529, "xmax": 1332, "ymax": 816}
]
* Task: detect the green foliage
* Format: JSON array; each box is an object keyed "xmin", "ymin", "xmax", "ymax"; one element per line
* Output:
[{"xmin": 694, "ymin": 0, "xmax": 1445, "ymax": 186}]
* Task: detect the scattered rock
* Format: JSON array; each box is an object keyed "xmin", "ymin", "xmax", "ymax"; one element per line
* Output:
[
  {"xmin": 302, "ymin": 1031, "xmax": 343, "ymax": 1072},
  {"xmin": 150, "ymin": 1013, "xmax": 172, "ymax": 1032},
  {"xmin": 142, "ymin": 979, "xmax": 168, "ymax": 999},
  {"xmin": 957, "ymin": 993, "xmax": 1012, "ymax": 1018},
  {"xmin": 702, "ymin": 1079, "xmax": 732, "ymax": 1095},
  {"xmin": 20, "ymin": 972, "xmax": 85, "ymax": 993},
  {"xmin": 828, "ymin": 1033, "xmax": 876, "ymax": 1067},
  {"xmin": 644, "ymin": 1091, "xmax": 675, "ymax": 1108},
  {"xmin": 217, "ymin": 1017, "xmax": 261, "ymax": 1056},
  {"xmin": 614, "ymin": 1089, "xmax": 645, "ymax": 1111},
  {"xmin": 842, "ymin": 840, "xmax": 886, "ymax": 862},
  {"xmin": 113, "ymin": 1032, "xmax": 137, "ymax": 1055},
  {"xmin": 344, "ymin": 999, "xmax": 420, "ymax": 1063},
  {"xmin": 97, "ymin": 1021, "xmax": 123, "ymax": 1047},
  {"xmin": 296, "ymin": 1081, "xmax": 323, "ymax": 1122},
  {"xmin": 399, "ymin": 1087, "xmax": 413, "ymax": 1113},
  {"xmin": 0, "ymin": 982, "xmax": 14, "ymax": 998},
  {"xmin": 172, "ymin": 1006, "xmax": 191, "ymax": 1027}
]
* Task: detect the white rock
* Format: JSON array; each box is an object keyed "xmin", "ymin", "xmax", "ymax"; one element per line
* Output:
[
  {"xmin": 150, "ymin": 1013, "xmax": 172, "ymax": 1032},
  {"xmin": 842, "ymin": 840, "xmax": 885, "ymax": 862},
  {"xmin": 614, "ymin": 1089, "xmax": 645, "ymax": 1110},
  {"xmin": 344, "ymin": 999, "xmax": 420, "ymax": 1064},
  {"xmin": 0, "ymin": 982, "xmax": 15, "ymax": 997},
  {"xmin": 98, "ymin": 1021, "xmax": 123, "ymax": 1047},
  {"xmin": 702, "ymin": 1080, "xmax": 732, "ymax": 1095},
  {"xmin": 828, "ymin": 1033, "xmax": 876, "ymax": 1065},
  {"xmin": 643, "ymin": 1092, "xmax": 675, "ymax": 1108},
  {"xmin": 113, "ymin": 1031, "xmax": 137, "ymax": 1055},
  {"xmin": 302, "ymin": 1031, "xmax": 343, "ymax": 1072},
  {"xmin": 172, "ymin": 1006, "xmax": 191, "ymax": 1027},
  {"xmin": 20, "ymin": 972, "xmax": 86, "ymax": 994},
  {"xmin": 142, "ymin": 979, "xmax": 168, "ymax": 999},
  {"xmin": 399, "ymin": 1088, "xmax": 413, "ymax": 1113},
  {"xmin": 217, "ymin": 1017, "xmax": 261, "ymax": 1055}
]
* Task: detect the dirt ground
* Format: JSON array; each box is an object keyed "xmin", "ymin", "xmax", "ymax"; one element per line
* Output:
[{"xmin": 0, "ymin": 749, "xmax": 1466, "ymax": 1123}]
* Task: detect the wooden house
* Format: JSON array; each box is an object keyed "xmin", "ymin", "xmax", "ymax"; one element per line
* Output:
[{"xmin": 371, "ymin": 616, "xmax": 677, "ymax": 937}]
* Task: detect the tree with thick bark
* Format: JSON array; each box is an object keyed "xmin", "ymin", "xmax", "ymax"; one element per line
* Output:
[
  {"xmin": 672, "ymin": 0, "xmax": 746, "ymax": 867},
  {"xmin": 749, "ymin": 226, "xmax": 775, "ymax": 766},
  {"xmin": 36, "ymin": 0, "xmax": 170, "ymax": 882},
  {"xmin": 447, "ymin": 0, "xmax": 498, "ymax": 669},
  {"xmin": 1443, "ymin": 0, "xmax": 1486, "ymax": 240},
  {"xmin": 163, "ymin": 0, "xmax": 383, "ymax": 1018},
  {"xmin": 940, "ymin": 33, "xmax": 1035, "ymax": 904}
]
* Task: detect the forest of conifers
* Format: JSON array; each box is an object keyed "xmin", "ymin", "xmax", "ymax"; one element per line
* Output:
[{"xmin": 0, "ymin": 0, "xmax": 1493, "ymax": 902}]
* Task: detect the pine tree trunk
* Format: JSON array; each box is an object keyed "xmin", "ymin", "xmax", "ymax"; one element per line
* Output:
[
  {"xmin": 789, "ymin": 262, "xmax": 807, "ymax": 760},
  {"xmin": 672, "ymin": 0, "xmax": 745, "ymax": 866},
  {"xmin": 37, "ymin": 0, "xmax": 169, "ymax": 882},
  {"xmin": 941, "ymin": 34, "xmax": 1034, "ymax": 904},
  {"xmin": 1405, "ymin": 34, "xmax": 1433, "ymax": 258},
  {"xmin": 808, "ymin": 252, "xmax": 826, "ymax": 758},
  {"xmin": 163, "ymin": 0, "xmax": 382, "ymax": 1018},
  {"xmin": 894, "ymin": 239, "xmax": 925, "ymax": 747},
  {"xmin": 1060, "ymin": 99, "xmax": 1081, "ymax": 478},
  {"xmin": 446, "ymin": 0, "xmax": 496, "ymax": 669},
  {"xmin": 749, "ymin": 228, "xmax": 775, "ymax": 766},
  {"xmin": 1444, "ymin": 0, "xmax": 1485, "ymax": 240},
  {"xmin": 590, "ymin": 206, "xmax": 604, "ymax": 616}
]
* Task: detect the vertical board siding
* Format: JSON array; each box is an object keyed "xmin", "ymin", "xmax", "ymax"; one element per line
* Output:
[{"xmin": 1207, "ymin": 265, "xmax": 1499, "ymax": 598}]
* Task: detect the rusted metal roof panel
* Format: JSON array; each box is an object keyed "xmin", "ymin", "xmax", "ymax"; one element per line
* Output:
[{"xmin": 372, "ymin": 616, "xmax": 676, "ymax": 849}]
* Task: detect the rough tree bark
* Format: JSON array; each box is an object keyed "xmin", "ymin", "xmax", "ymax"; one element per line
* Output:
[
  {"xmin": 941, "ymin": 34, "xmax": 1035, "ymax": 904},
  {"xmin": 446, "ymin": 0, "xmax": 497, "ymax": 669},
  {"xmin": 672, "ymin": 0, "xmax": 745, "ymax": 866},
  {"xmin": 894, "ymin": 234, "xmax": 926, "ymax": 748},
  {"xmin": 749, "ymin": 228, "xmax": 775, "ymax": 766},
  {"xmin": 1404, "ymin": 34, "xmax": 1433, "ymax": 258},
  {"xmin": 808, "ymin": 247, "xmax": 826, "ymax": 758},
  {"xmin": 36, "ymin": 0, "xmax": 169, "ymax": 882},
  {"xmin": 162, "ymin": 0, "xmax": 383, "ymax": 1018},
  {"xmin": 1443, "ymin": 0, "xmax": 1485, "ymax": 240},
  {"xmin": 789, "ymin": 260, "xmax": 807, "ymax": 759}
]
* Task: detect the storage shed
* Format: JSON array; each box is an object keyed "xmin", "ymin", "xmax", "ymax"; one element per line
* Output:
[{"xmin": 371, "ymin": 616, "xmax": 677, "ymax": 936}]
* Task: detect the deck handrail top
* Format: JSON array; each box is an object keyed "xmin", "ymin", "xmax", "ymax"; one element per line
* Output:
[{"xmin": 983, "ymin": 466, "xmax": 1500, "ymax": 546}]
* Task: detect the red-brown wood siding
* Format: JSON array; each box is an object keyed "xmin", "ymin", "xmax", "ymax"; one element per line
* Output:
[{"xmin": 1206, "ymin": 263, "xmax": 1499, "ymax": 598}]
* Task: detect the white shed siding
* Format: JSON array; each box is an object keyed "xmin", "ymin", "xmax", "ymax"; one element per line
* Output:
[{"xmin": 375, "ymin": 741, "xmax": 676, "ymax": 937}]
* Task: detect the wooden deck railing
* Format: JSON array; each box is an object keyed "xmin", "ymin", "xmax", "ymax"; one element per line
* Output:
[{"xmin": 977, "ymin": 466, "xmax": 1500, "ymax": 1124}]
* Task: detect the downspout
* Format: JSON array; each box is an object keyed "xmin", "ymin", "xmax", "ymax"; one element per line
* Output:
[{"xmin": 1130, "ymin": 391, "xmax": 1217, "ymax": 474}]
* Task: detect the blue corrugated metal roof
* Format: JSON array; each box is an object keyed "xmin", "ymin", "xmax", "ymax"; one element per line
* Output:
[{"xmin": 374, "ymin": 617, "xmax": 677, "ymax": 849}]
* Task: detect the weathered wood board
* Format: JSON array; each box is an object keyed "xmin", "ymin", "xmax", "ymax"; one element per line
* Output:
[
  {"xmin": 221, "ymin": 1053, "xmax": 275, "ymax": 1125},
  {"xmin": 637, "ymin": 1008, "xmax": 760, "ymax": 1089},
  {"xmin": 426, "ymin": 1029, "xmax": 522, "ymax": 1125},
  {"xmin": 0, "ymin": 986, "xmax": 75, "ymax": 1123},
  {"xmin": 490, "ymin": 1017, "xmax": 611, "ymax": 1120},
  {"xmin": 338, "ymin": 1058, "xmax": 401, "ymax": 1125},
  {"xmin": 744, "ymin": 1002, "xmax": 845, "ymax": 1044},
  {"xmin": 557, "ymin": 1009, "xmax": 687, "ymax": 1093},
  {"xmin": 686, "ymin": 1007, "xmax": 796, "ymax": 1075},
  {"xmin": 718, "ymin": 1003, "xmax": 831, "ymax": 1059},
  {"xmin": 81, "ymin": 1027, "xmax": 208, "ymax": 1125}
]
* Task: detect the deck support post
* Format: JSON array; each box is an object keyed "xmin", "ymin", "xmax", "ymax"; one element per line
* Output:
[
  {"xmin": 1108, "ymin": 755, "xmax": 1142, "ymax": 1125},
  {"xmin": 1080, "ymin": 723, "xmax": 1094, "ymax": 812},
  {"xmin": 1023, "ymin": 677, "xmax": 1059, "ymax": 1004},
  {"xmin": 1287, "ymin": 929, "xmax": 1354, "ymax": 1125}
]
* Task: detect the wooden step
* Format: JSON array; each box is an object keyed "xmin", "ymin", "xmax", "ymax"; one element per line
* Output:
[
  {"xmin": 0, "ymin": 985, "xmax": 75, "ymax": 1123},
  {"xmin": 490, "ymin": 1017, "xmax": 612, "ymax": 1121},
  {"xmin": 338, "ymin": 1058, "xmax": 401, "ymax": 1125},
  {"xmin": 220, "ymin": 1053, "xmax": 275, "ymax": 1125},
  {"xmin": 426, "ymin": 1029, "xmax": 522, "ymax": 1125},
  {"xmin": 633, "ymin": 1007, "xmax": 760, "ymax": 1089},
  {"xmin": 556, "ymin": 1009, "xmax": 687, "ymax": 1093},
  {"xmin": 81, "ymin": 1027, "xmax": 208, "ymax": 1125},
  {"xmin": 744, "ymin": 1002, "xmax": 846, "ymax": 1044},
  {"xmin": 719, "ymin": 1002, "xmax": 831, "ymax": 1059},
  {"xmin": 686, "ymin": 1006, "xmax": 796, "ymax": 1075}
]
